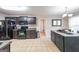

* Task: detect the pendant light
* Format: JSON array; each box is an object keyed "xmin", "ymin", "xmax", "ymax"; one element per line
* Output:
[{"xmin": 62, "ymin": 7, "xmax": 73, "ymax": 17}]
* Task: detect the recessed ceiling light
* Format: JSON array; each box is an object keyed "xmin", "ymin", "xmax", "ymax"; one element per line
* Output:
[{"xmin": 0, "ymin": 6, "xmax": 28, "ymax": 11}]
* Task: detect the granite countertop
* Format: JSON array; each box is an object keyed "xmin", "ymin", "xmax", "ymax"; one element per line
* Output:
[
  {"xmin": 53, "ymin": 31, "xmax": 79, "ymax": 37},
  {"xmin": 0, "ymin": 41, "xmax": 12, "ymax": 49}
]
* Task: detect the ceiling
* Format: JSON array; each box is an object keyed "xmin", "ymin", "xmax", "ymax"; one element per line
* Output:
[{"xmin": 0, "ymin": 6, "xmax": 79, "ymax": 17}]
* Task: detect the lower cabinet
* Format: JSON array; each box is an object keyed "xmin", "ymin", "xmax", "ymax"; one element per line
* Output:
[
  {"xmin": 51, "ymin": 31, "xmax": 55, "ymax": 43},
  {"xmin": 64, "ymin": 37, "xmax": 79, "ymax": 52},
  {"xmin": 13, "ymin": 29, "xmax": 37, "ymax": 39},
  {"xmin": 51, "ymin": 31, "xmax": 79, "ymax": 52},
  {"xmin": 51, "ymin": 31, "xmax": 64, "ymax": 51},
  {"xmin": 26, "ymin": 30, "xmax": 36, "ymax": 39},
  {"xmin": 13, "ymin": 30, "xmax": 17, "ymax": 39},
  {"xmin": 17, "ymin": 30, "xmax": 26, "ymax": 39},
  {"xmin": 55, "ymin": 33, "xmax": 64, "ymax": 52}
]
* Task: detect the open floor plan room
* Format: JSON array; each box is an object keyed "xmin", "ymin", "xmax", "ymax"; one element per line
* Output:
[{"xmin": 0, "ymin": 6, "xmax": 79, "ymax": 52}]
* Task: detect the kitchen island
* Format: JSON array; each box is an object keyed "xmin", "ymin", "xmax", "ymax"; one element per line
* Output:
[{"xmin": 51, "ymin": 31, "xmax": 79, "ymax": 52}]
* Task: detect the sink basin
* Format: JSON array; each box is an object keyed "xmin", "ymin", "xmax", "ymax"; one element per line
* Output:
[
  {"xmin": 58, "ymin": 31, "xmax": 73, "ymax": 35},
  {"xmin": 65, "ymin": 32, "xmax": 73, "ymax": 35}
]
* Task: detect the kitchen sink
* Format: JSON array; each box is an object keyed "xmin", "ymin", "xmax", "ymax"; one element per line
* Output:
[
  {"xmin": 65, "ymin": 32, "xmax": 73, "ymax": 35},
  {"xmin": 57, "ymin": 30, "xmax": 73, "ymax": 35}
]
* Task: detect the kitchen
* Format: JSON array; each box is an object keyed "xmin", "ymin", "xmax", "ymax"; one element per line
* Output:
[{"xmin": 0, "ymin": 6, "xmax": 79, "ymax": 52}]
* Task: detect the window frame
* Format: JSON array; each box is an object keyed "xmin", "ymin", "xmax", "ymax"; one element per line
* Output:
[{"xmin": 52, "ymin": 19, "xmax": 62, "ymax": 26}]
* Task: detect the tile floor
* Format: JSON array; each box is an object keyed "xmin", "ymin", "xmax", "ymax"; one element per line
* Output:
[{"xmin": 11, "ymin": 39, "xmax": 60, "ymax": 52}]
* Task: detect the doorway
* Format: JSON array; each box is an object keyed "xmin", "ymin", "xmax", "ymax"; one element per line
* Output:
[{"xmin": 39, "ymin": 19, "xmax": 46, "ymax": 39}]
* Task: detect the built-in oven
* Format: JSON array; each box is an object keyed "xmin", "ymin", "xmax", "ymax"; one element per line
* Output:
[
  {"xmin": 17, "ymin": 29, "xmax": 26, "ymax": 39},
  {"xmin": 17, "ymin": 26, "xmax": 28, "ymax": 39}
]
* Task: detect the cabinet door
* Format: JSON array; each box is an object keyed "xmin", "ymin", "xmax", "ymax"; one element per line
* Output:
[
  {"xmin": 27, "ymin": 17, "xmax": 36, "ymax": 24},
  {"xmin": 26, "ymin": 30, "xmax": 36, "ymax": 39},
  {"xmin": 19, "ymin": 16, "xmax": 27, "ymax": 21},
  {"xmin": 13, "ymin": 30, "xmax": 17, "ymax": 39},
  {"xmin": 30, "ymin": 30, "xmax": 36, "ymax": 39},
  {"xmin": 55, "ymin": 34, "xmax": 64, "ymax": 52},
  {"xmin": 51, "ymin": 31, "xmax": 55, "ymax": 43},
  {"xmin": 64, "ymin": 37, "xmax": 79, "ymax": 52},
  {"xmin": 26, "ymin": 30, "xmax": 30, "ymax": 39}
]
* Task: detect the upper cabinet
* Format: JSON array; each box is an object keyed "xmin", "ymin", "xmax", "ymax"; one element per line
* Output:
[
  {"xmin": 19, "ymin": 16, "xmax": 28, "ymax": 25},
  {"xmin": 19, "ymin": 16, "xmax": 36, "ymax": 25},
  {"xmin": 27, "ymin": 17, "xmax": 36, "ymax": 24},
  {"xmin": 5, "ymin": 17, "xmax": 16, "ymax": 26},
  {"xmin": 19, "ymin": 16, "xmax": 28, "ymax": 21},
  {"xmin": 5, "ymin": 16, "xmax": 37, "ymax": 25}
]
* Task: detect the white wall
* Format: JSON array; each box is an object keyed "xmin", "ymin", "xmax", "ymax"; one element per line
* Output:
[
  {"xmin": 44, "ymin": 16, "xmax": 69, "ymax": 39},
  {"xmin": 69, "ymin": 15, "xmax": 79, "ymax": 33},
  {"xmin": 0, "ymin": 12, "xmax": 6, "ymax": 20},
  {"xmin": 6, "ymin": 15, "xmax": 69, "ymax": 40}
]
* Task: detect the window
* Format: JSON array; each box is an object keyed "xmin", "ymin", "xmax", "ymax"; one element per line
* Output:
[{"xmin": 52, "ymin": 19, "xmax": 62, "ymax": 26}]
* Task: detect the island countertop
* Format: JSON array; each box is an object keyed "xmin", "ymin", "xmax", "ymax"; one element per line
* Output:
[
  {"xmin": 0, "ymin": 41, "xmax": 12, "ymax": 49},
  {"xmin": 52, "ymin": 31, "xmax": 79, "ymax": 37}
]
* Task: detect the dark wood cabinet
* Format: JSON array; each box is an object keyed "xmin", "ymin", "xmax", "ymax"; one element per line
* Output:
[
  {"xmin": 26, "ymin": 30, "xmax": 36, "ymax": 39},
  {"xmin": 19, "ymin": 16, "xmax": 28, "ymax": 25},
  {"xmin": 19, "ymin": 16, "xmax": 36, "ymax": 25},
  {"xmin": 13, "ymin": 29, "xmax": 36, "ymax": 39},
  {"xmin": 27, "ymin": 17, "xmax": 36, "ymax": 24},
  {"xmin": 13, "ymin": 30, "xmax": 17, "ymax": 39},
  {"xmin": 19, "ymin": 16, "xmax": 28, "ymax": 21},
  {"xmin": 5, "ymin": 17, "xmax": 16, "ymax": 26},
  {"xmin": 5, "ymin": 16, "xmax": 37, "ymax": 39}
]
